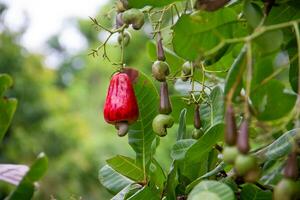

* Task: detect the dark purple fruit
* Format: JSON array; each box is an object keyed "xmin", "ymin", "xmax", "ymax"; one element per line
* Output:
[
  {"xmin": 237, "ymin": 119, "xmax": 250, "ymax": 154},
  {"xmin": 225, "ymin": 103, "xmax": 237, "ymax": 146},
  {"xmin": 283, "ymin": 151, "xmax": 299, "ymax": 180},
  {"xmin": 194, "ymin": 0, "xmax": 230, "ymax": 11},
  {"xmin": 159, "ymin": 81, "xmax": 172, "ymax": 114},
  {"xmin": 156, "ymin": 32, "xmax": 166, "ymax": 61},
  {"xmin": 194, "ymin": 104, "xmax": 201, "ymax": 129}
]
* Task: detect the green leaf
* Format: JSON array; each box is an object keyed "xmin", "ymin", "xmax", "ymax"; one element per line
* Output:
[
  {"xmin": 99, "ymin": 165, "xmax": 134, "ymax": 194},
  {"xmin": 185, "ymin": 123, "xmax": 224, "ymax": 164},
  {"xmin": 255, "ymin": 128, "xmax": 299, "ymax": 162},
  {"xmin": 288, "ymin": 44, "xmax": 298, "ymax": 93},
  {"xmin": 128, "ymin": 0, "xmax": 182, "ymax": 8},
  {"xmin": 265, "ymin": 4, "xmax": 300, "ymax": 25},
  {"xmin": 127, "ymin": 186, "xmax": 160, "ymax": 200},
  {"xmin": 188, "ymin": 180, "xmax": 235, "ymax": 200},
  {"xmin": 165, "ymin": 161, "xmax": 178, "ymax": 200},
  {"xmin": 172, "ymin": 8, "xmax": 238, "ymax": 60},
  {"xmin": 112, "ymin": 184, "xmax": 141, "ymax": 200},
  {"xmin": 186, "ymin": 162, "xmax": 226, "ymax": 193},
  {"xmin": 200, "ymin": 86, "xmax": 224, "ymax": 130},
  {"xmin": 240, "ymin": 184, "xmax": 272, "ymax": 200},
  {"xmin": 147, "ymin": 41, "xmax": 185, "ymax": 73},
  {"xmin": 149, "ymin": 159, "xmax": 166, "ymax": 192},
  {"xmin": 171, "ymin": 96, "xmax": 194, "ymax": 124},
  {"xmin": 8, "ymin": 153, "xmax": 48, "ymax": 200},
  {"xmin": 125, "ymin": 68, "xmax": 159, "ymax": 173},
  {"xmin": 0, "ymin": 74, "xmax": 13, "ymax": 96},
  {"xmin": 224, "ymin": 46, "xmax": 247, "ymax": 99},
  {"xmin": 253, "ymin": 30, "xmax": 283, "ymax": 54},
  {"xmin": 0, "ymin": 98, "xmax": 17, "ymax": 142},
  {"xmin": 0, "ymin": 74, "xmax": 17, "ymax": 142},
  {"xmin": 177, "ymin": 108, "xmax": 187, "ymax": 140},
  {"xmin": 106, "ymin": 155, "xmax": 144, "ymax": 181},
  {"xmin": 243, "ymin": 1, "xmax": 263, "ymax": 28},
  {"xmin": 171, "ymin": 139, "xmax": 196, "ymax": 160},
  {"xmin": 250, "ymin": 80, "xmax": 296, "ymax": 121}
]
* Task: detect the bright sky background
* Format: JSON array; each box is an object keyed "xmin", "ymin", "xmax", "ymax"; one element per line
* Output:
[{"xmin": 3, "ymin": 0, "xmax": 108, "ymax": 52}]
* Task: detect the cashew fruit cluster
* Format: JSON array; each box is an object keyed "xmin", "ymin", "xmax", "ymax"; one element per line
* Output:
[
  {"xmin": 223, "ymin": 103, "xmax": 260, "ymax": 183},
  {"xmin": 152, "ymin": 33, "xmax": 174, "ymax": 137}
]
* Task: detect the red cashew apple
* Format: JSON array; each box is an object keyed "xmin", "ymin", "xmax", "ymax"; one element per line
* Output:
[{"xmin": 103, "ymin": 72, "xmax": 139, "ymax": 136}]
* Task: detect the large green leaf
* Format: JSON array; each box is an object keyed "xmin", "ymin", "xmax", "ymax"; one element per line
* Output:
[
  {"xmin": 8, "ymin": 153, "xmax": 48, "ymax": 200},
  {"xmin": 255, "ymin": 128, "xmax": 299, "ymax": 162},
  {"xmin": 172, "ymin": 8, "xmax": 238, "ymax": 60},
  {"xmin": 164, "ymin": 161, "xmax": 178, "ymax": 200},
  {"xmin": 147, "ymin": 41, "xmax": 185, "ymax": 73},
  {"xmin": 149, "ymin": 159, "xmax": 166, "ymax": 192},
  {"xmin": 124, "ymin": 68, "xmax": 159, "ymax": 174},
  {"xmin": 253, "ymin": 30, "xmax": 284, "ymax": 54},
  {"xmin": 99, "ymin": 165, "xmax": 134, "ymax": 194},
  {"xmin": 127, "ymin": 186, "xmax": 160, "ymax": 200},
  {"xmin": 128, "ymin": 0, "xmax": 182, "ymax": 8},
  {"xmin": 240, "ymin": 184, "xmax": 272, "ymax": 200},
  {"xmin": 188, "ymin": 180, "xmax": 235, "ymax": 200},
  {"xmin": 224, "ymin": 46, "xmax": 246, "ymax": 99},
  {"xmin": 243, "ymin": 1, "xmax": 263, "ymax": 28},
  {"xmin": 0, "ymin": 74, "xmax": 17, "ymax": 142},
  {"xmin": 250, "ymin": 80, "xmax": 296, "ymax": 121},
  {"xmin": 0, "ymin": 74, "xmax": 13, "ymax": 95},
  {"xmin": 186, "ymin": 162, "xmax": 226, "ymax": 193},
  {"xmin": 200, "ymin": 86, "xmax": 224, "ymax": 130},
  {"xmin": 171, "ymin": 96, "xmax": 194, "ymax": 124},
  {"xmin": 185, "ymin": 123, "xmax": 224, "ymax": 164},
  {"xmin": 106, "ymin": 155, "xmax": 144, "ymax": 181},
  {"xmin": 177, "ymin": 108, "xmax": 187, "ymax": 140},
  {"xmin": 171, "ymin": 139, "xmax": 196, "ymax": 160},
  {"xmin": 112, "ymin": 184, "xmax": 141, "ymax": 200}
]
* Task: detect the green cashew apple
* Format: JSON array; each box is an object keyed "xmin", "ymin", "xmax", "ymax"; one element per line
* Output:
[
  {"xmin": 122, "ymin": 9, "xmax": 144, "ymax": 30},
  {"xmin": 117, "ymin": 31, "xmax": 131, "ymax": 47},
  {"xmin": 273, "ymin": 178, "xmax": 298, "ymax": 200},
  {"xmin": 192, "ymin": 128, "xmax": 204, "ymax": 139},
  {"xmin": 152, "ymin": 114, "xmax": 174, "ymax": 137},
  {"xmin": 152, "ymin": 61, "xmax": 170, "ymax": 82},
  {"xmin": 234, "ymin": 154, "xmax": 257, "ymax": 176},
  {"xmin": 223, "ymin": 146, "xmax": 239, "ymax": 164}
]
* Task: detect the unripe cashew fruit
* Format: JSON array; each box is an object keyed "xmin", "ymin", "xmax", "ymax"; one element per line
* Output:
[
  {"xmin": 223, "ymin": 146, "xmax": 239, "ymax": 164},
  {"xmin": 116, "ymin": 0, "xmax": 129, "ymax": 13},
  {"xmin": 182, "ymin": 61, "xmax": 192, "ymax": 76},
  {"xmin": 273, "ymin": 178, "xmax": 299, "ymax": 200},
  {"xmin": 234, "ymin": 154, "xmax": 257, "ymax": 176},
  {"xmin": 152, "ymin": 61, "xmax": 170, "ymax": 82},
  {"xmin": 118, "ymin": 31, "xmax": 131, "ymax": 47},
  {"xmin": 192, "ymin": 128, "xmax": 204, "ymax": 139},
  {"xmin": 243, "ymin": 166, "xmax": 261, "ymax": 183},
  {"xmin": 122, "ymin": 9, "xmax": 145, "ymax": 30},
  {"xmin": 152, "ymin": 114, "xmax": 174, "ymax": 137}
]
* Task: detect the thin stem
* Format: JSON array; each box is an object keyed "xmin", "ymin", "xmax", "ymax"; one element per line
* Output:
[
  {"xmin": 204, "ymin": 19, "xmax": 300, "ymax": 57},
  {"xmin": 293, "ymin": 22, "xmax": 300, "ymax": 145},
  {"xmin": 244, "ymin": 41, "xmax": 252, "ymax": 120}
]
